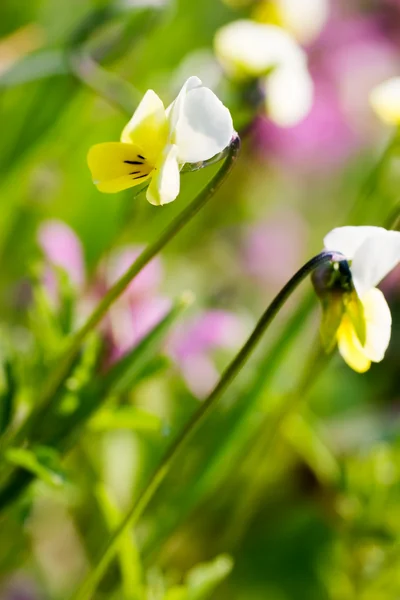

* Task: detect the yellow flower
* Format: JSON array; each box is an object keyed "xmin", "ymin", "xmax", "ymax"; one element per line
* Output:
[
  {"xmin": 87, "ymin": 77, "xmax": 234, "ymax": 205},
  {"xmin": 370, "ymin": 77, "xmax": 400, "ymax": 126},
  {"xmin": 322, "ymin": 226, "xmax": 400, "ymax": 372}
]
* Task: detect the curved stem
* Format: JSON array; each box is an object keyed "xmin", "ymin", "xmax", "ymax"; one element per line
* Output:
[
  {"xmin": 72, "ymin": 249, "xmax": 346, "ymax": 600},
  {"xmin": 10, "ymin": 135, "xmax": 241, "ymax": 448}
]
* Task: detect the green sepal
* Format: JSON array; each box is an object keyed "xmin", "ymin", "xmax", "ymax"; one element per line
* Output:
[
  {"xmin": 319, "ymin": 295, "xmax": 345, "ymax": 354},
  {"xmin": 344, "ymin": 292, "xmax": 367, "ymax": 347}
]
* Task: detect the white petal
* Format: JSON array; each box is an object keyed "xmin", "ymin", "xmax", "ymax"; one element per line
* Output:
[
  {"xmin": 351, "ymin": 230, "xmax": 400, "ymax": 296},
  {"xmin": 171, "ymin": 86, "xmax": 234, "ymax": 163},
  {"xmin": 265, "ymin": 64, "xmax": 313, "ymax": 127},
  {"xmin": 323, "ymin": 226, "xmax": 389, "ymax": 259},
  {"xmin": 167, "ymin": 76, "xmax": 202, "ymax": 132},
  {"xmin": 370, "ymin": 77, "xmax": 400, "ymax": 126},
  {"xmin": 146, "ymin": 144, "xmax": 180, "ymax": 206},
  {"xmin": 214, "ymin": 20, "xmax": 305, "ymax": 80},
  {"xmin": 361, "ymin": 288, "xmax": 392, "ymax": 362},
  {"xmin": 276, "ymin": 0, "xmax": 329, "ymax": 44}
]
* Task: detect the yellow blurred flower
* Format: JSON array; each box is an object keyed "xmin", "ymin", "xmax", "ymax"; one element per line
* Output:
[{"xmin": 370, "ymin": 77, "xmax": 400, "ymax": 126}]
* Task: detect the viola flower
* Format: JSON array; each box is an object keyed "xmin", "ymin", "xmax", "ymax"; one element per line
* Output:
[
  {"xmin": 316, "ymin": 226, "xmax": 400, "ymax": 373},
  {"xmin": 214, "ymin": 20, "xmax": 313, "ymax": 126},
  {"xmin": 87, "ymin": 76, "xmax": 234, "ymax": 206},
  {"xmin": 370, "ymin": 77, "xmax": 400, "ymax": 126}
]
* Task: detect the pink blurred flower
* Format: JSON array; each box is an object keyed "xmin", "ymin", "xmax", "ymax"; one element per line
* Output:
[
  {"xmin": 254, "ymin": 14, "xmax": 399, "ymax": 171},
  {"xmin": 242, "ymin": 210, "xmax": 309, "ymax": 289},
  {"xmin": 103, "ymin": 246, "xmax": 171, "ymax": 360},
  {"xmin": 38, "ymin": 220, "xmax": 85, "ymax": 289},
  {"xmin": 38, "ymin": 220, "xmax": 85, "ymax": 304},
  {"xmin": 168, "ymin": 310, "xmax": 246, "ymax": 398},
  {"xmin": 37, "ymin": 220, "xmax": 170, "ymax": 360}
]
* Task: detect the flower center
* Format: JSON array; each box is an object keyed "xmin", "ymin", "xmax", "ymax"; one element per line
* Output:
[{"xmin": 124, "ymin": 154, "xmax": 153, "ymax": 180}]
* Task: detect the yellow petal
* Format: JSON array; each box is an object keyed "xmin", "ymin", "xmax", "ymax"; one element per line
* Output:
[
  {"xmin": 87, "ymin": 142, "xmax": 152, "ymax": 194},
  {"xmin": 336, "ymin": 314, "xmax": 371, "ymax": 373},
  {"xmin": 121, "ymin": 90, "xmax": 168, "ymax": 164},
  {"xmin": 336, "ymin": 287, "xmax": 392, "ymax": 372}
]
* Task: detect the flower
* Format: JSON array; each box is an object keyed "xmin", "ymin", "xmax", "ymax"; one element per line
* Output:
[
  {"xmin": 167, "ymin": 310, "xmax": 246, "ymax": 398},
  {"xmin": 87, "ymin": 76, "xmax": 234, "ymax": 205},
  {"xmin": 103, "ymin": 246, "xmax": 171, "ymax": 360},
  {"xmin": 214, "ymin": 20, "xmax": 313, "ymax": 126},
  {"xmin": 370, "ymin": 77, "xmax": 400, "ymax": 126},
  {"xmin": 38, "ymin": 220, "xmax": 169, "ymax": 360},
  {"xmin": 253, "ymin": 0, "xmax": 330, "ymax": 45},
  {"xmin": 320, "ymin": 226, "xmax": 400, "ymax": 372},
  {"xmin": 254, "ymin": 15, "xmax": 399, "ymax": 171}
]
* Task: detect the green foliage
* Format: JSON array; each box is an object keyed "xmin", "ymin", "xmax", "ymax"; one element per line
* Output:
[{"xmin": 0, "ymin": 1, "xmax": 399, "ymax": 600}]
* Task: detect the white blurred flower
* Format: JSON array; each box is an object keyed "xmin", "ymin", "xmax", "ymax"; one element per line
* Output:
[
  {"xmin": 323, "ymin": 226, "xmax": 400, "ymax": 372},
  {"xmin": 254, "ymin": 0, "xmax": 329, "ymax": 45},
  {"xmin": 214, "ymin": 20, "xmax": 313, "ymax": 126},
  {"xmin": 370, "ymin": 77, "xmax": 400, "ymax": 126},
  {"xmin": 88, "ymin": 76, "xmax": 234, "ymax": 205}
]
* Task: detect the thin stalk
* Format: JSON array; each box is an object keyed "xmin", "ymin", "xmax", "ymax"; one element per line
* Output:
[
  {"xmin": 10, "ymin": 135, "xmax": 241, "ymax": 448},
  {"xmin": 348, "ymin": 130, "xmax": 400, "ymax": 224},
  {"xmin": 72, "ymin": 250, "xmax": 347, "ymax": 600}
]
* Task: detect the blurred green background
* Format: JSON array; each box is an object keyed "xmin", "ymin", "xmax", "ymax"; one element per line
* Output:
[{"xmin": 0, "ymin": 0, "xmax": 399, "ymax": 599}]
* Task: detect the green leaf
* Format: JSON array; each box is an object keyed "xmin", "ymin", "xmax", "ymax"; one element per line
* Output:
[
  {"xmin": 0, "ymin": 50, "xmax": 67, "ymax": 88},
  {"xmin": 0, "ymin": 360, "xmax": 16, "ymax": 435},
  {"xmin": 95, "ymin": 483, "xmax": 144, "ymax": 600},
  {"xmin": 282, "ymin": 411, "xmax": 340, "ymax": 485},
  {"xmin": 164, "ymin": 587, "xmax": 187, "ymax": 600},
  {"xmin": 185, "ymin": 555, "xmax": 233, "ymax": 600},
  {"xmin": 5, "ymin": 446, "xmax": 66, "ymax": 488},
  {"xmin": 88, "ymin": 406, "xmax": 161, "ymax": 433}
]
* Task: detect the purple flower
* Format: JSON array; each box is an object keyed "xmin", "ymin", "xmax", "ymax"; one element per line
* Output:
[
  {"xmin": 37, "ymin": 221, "xmax": 170, "ymax": 360},
  {"xmin": 38, "ymin": 220, "xmax": 85, "ymax": 290},
  {"xmin": 168, "ymin": 310, "xmax": 246, "ymax": 398}
]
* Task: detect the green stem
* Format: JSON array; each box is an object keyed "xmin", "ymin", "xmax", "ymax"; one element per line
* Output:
[
  {"xmin": 348, "ymin": 130, "xmax": 400, "ymax": 224},
  {"xmin": 10, "ymin": 135, "xmax": 241, "ymax": 448},
  {"xmin": 72, "ymin": 249, "xmax": 347, "ymax": 600}
]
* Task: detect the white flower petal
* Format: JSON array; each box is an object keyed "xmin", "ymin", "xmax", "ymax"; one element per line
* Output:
[
  {"xmin": 265, "ymin": 64, "xmax": 313, "ymax": 127},
  {"xmin": 171, "ymin": 86, "xmax": 234, "ymax": 163},
  {"xmin": 167, "ymin": 76, "xmax": 202, "ymax": 132},
  {"xmin": 362, "ymin": 287, "xmax": 392, "ymax": 362},
  {"xmin": 370, "ymin": 77, "xmax": 400, "ymax": 126},
  {"xmin": 351, "ymin": 230, "xmax": 400, "ymax": 296},
  {"xmin": 146, "ymin": 144, "xmax": 180, "ymax": 206},
  {"xmin": 323, "ymin": 226, "xmax": 389, "ymax": 259},
  {"xmin": 214, "ymin": 20, "xmax": 305, "ymax": 80},
  {"xmin": 276, "ymin": 0, "xmax": 329, "ymax": 44}
]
